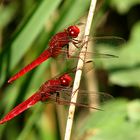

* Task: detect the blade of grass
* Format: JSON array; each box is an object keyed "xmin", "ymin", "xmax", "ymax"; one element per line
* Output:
[
  {"xmin": 64, "ymin": 0, "xmax": 98, "ymax": 140},
  {"xmin": 9, "ymin": 0, "xmax": 61, "ymax": 71},
  {"xmin": 0, "ymin": 0, "xmax": 61, "ymax": 86},
  {"xmin": 17, "ymin": 103, "xmax": 43, "ymax": 140}
]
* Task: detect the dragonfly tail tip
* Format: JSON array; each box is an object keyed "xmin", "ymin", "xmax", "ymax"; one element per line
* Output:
[
  {"xmin": 0, "ymin": 120, "xmax": 5, "ymax": 125},
  {"xmin": 8, "ymin": 79, "xmax": 13, "ymax": 84}
]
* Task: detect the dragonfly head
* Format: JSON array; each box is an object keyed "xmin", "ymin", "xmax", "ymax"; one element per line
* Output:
[
  {"xmin": 67, "ymin": 25, "xmax": 80, "ymax": 38},
  {"xmin": 59, "ymin": 74, "xmax": 72, "ymax": 87}
]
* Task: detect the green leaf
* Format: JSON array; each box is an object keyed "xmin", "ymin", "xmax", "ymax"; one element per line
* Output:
[
  {"xmin": 17, "ymin": 103, "xmax": 43, "ymax": 140},
  {"xmin": 54, "ymin": 0, "xmax": 90, "ymax": 31},
  {"xmin": 9, "ymin": 0, "xmax": 61, "ymax": 71},
  {"xmin": 96, "ymin": 22, "xmax": 140, "ymax": 87},
  {"xmin": 0, "ymin": 0, "xmax": 61, "ymax": 86},
  {"xmin": 127, "ymin": 100, "xmax": 140, "ymax": 123},
  {"xmin": 110, "ymin": 67, "xmax": 140, "ymax": 87},
  {"xmin": 109, "ymin": 22, "xmax": 140, "ymax": 86},
  {"xmin": 0, "ymin": 3, "xmax": 17, "ymax": 30},
  {"xmin": 75, "ymin": 99, "xmax": 140, "ymax": 140},
  {"xmin": 110, "ymin": 0, "xmax": 140, "ymax": 14}
]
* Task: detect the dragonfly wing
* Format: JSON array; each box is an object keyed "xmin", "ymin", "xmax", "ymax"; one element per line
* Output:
[
  {"xmin": 61, "ymin": 36, "xmax": 125, "ymax": 59},
  {"xmin": 43, "ymin": 36, "xmax": 125, "ymax": 61},
  {"xmin": 75, "ymin": 89, "xmax": 113, "ymax": 103},
  {"xmin": 91, "ymin": 36, "xmax": 125, "ymax": 46},
  {"xmin": 59, "ymin": 48, "xmax": 119, "ymax": 59},
  {"xmin": 59, "ymin": 88, "xmax": 113, "ymax": 102},
  {"xmin": 48, "ymin": 87, "xmax": 113, "ymax": 110},
  {"xmin": 49, "ymin": 93, "xmax": 102, "ymax": 111},
  {"xmin": 0, "ymin": 93, "xmax": 41, "ymax": 124},
  {"xmin": 46, "ymin": 60, "xmax": 94, "ymax": 82}
]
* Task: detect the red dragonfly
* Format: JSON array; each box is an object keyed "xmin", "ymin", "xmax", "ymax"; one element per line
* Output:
[
  {"xmin": 8, "ymin": 24, "xmax": 123, "ymax": 83},
  {"xmin": 0, "ymin": 62, "xmax": 112, "ymax": 124},
  {"xmin": 8, "ymin": 25, "xmax": 80, "ymax": 83}
]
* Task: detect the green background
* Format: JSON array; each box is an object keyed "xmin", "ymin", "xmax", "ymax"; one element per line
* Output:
[{"xmin": 0, "ymin": 0, "xmax": 140, "ymax": 140}]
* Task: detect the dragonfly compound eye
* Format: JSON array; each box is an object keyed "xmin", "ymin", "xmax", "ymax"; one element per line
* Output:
[
  {"xmin": 67, "ymin": 26, "xmax": 80, "ymax": 38},
  {"xmin": 59, "ymin": 74, "xmax": 72, "ymax": 86}
]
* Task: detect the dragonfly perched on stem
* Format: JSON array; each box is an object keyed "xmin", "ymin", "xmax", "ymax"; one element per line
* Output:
[
  {"xmin": 7, "ymin": 24, "xmax": 124, "ymax": 83},
  {"xmin": 8, "ymin": 25, "xmax": 81, "ymax": 83},
  {"xmin": 0, "ymin": 61, "xmax": 113, "ymax": 124}
]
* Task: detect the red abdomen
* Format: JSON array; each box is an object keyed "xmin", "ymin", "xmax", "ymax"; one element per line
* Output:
[{"xmin": 8, "ymin": 50, "xmax": 51, "ymax": 83}]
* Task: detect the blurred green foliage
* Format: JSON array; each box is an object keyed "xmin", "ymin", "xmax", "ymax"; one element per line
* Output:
[
  {"xmin": 75, "ymin": 99, "xmax": 140, "ymax": 140},
  {"xmin": 97, "ymin": 22, "xmax": 140, "ymax": 87},
  {"xmin": 0, "ymin": 0, "xmax": 140, "ymax": 140},
  {"xmin": 110, "ymin": 0, "xmax": 140, "ymax": 14}
]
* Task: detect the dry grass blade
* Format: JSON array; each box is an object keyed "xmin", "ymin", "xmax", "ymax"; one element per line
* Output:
[{"xmin": 64, "ymin": 0, "xmax": 98, "ymax": 140}]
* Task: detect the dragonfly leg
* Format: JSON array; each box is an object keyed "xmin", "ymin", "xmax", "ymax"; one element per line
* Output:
[
  {"xmin": 66, "ymin": 44, "xmax": 70, "ymax": 58},
  {"xmin": 55, "ymin": 92, "xmax": 60, "ymax": 103},
  {"xmin": 72, "ymin": 38, "xmax": 90, "ymax": 48},
  {"xmin": 55, "ymin": 92, "xmax": 65, "ymax": 105},
  {"xmin": 72, "ymin": 39, "xmax": 81, "ymax": 48},
  {"xmin": 66, "ymin": 44, "xmax": 82, "ymax": 61}
]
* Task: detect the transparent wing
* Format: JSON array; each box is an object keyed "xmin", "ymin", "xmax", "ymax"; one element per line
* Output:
[
  {"xmin": 49, "ymin": 95, "xmax": 102, "ymax": 111},
  {"xmin": 48, "ymin": 60, "xmax": 94, "ymax": 80},
  {"xmin": 60, "ymin": 88, "xmax": 113, "ymax": 103},
  {"xmin": 59, "ymin": 49, "xmax": 119, "ymax": 58},
  {"xmin": 47, "ymin": 86, "xmax": 113, "ymax": 110},
  {"xmin": 88, "ymin": 36, "xmax": 125, "ymax": 47},
  {"xmin": 56, "ymin": 35, "xmax": 125, "ymax": 60},
  {"xmin": 56, "ymin": 35, "xmax": 125, "ymax": 46}
]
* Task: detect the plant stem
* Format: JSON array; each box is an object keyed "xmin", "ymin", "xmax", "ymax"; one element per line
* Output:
[{"xmin": 64, "ymin": 0, "xmax": 97, "ymax": 140}]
